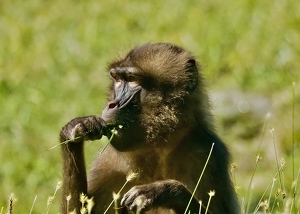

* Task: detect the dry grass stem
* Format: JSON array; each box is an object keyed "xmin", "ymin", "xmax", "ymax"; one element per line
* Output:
[
  {"xmin": 46, "ymin": 181, "xmax": 61, "ymax": 214},
  {"xmin": 100, "ymin": 128, "xmax": 116, "ymax": 154},
  {"xmin": 245, "ymin": 155, "xmax": 261, "ymax": 214},
  {"xmin": 47, "ymin": 137, "xmax": 82, "ymax": 150},
  {"xmin": 86, "ymin": 197, "xmax": 95, "ymax": 214},
  {"xmin": 135, "ymin": 195, "xmax": 146, "ymax": 214},
  {"xmin": 292, "ymin": 82, "xmax": 295, "ymax": 181},
  {"xmin": 7, "ymin": 193, "xmax": 16, "ymax": 214},
  {"xmin": 199, "ymin": 201, "xmax": 202, "ymax": 214},
  {"xmin": 253, "ymin": 163, "xmax": 286, "ymax": 213},
  {"xmin": 103, "ymin": 171, "xmax": 138, "ymax": 214},
  {"xmin": 205, "ymin": 191, "xmax": 215, "ymax": 214},
  {"xmin": 113, "ymin": 193, "xmax": 120, "ymax": 214},
  {"xmin": 184, "ymin": 143, "xmax": 215, "ymax": 214},
  {"xmin": 268, "ymin": 178, "xmax": 276, "ymax": 213},
  {"xmin": 78, "ymin": 193, "xmax": 94, "ymax": 214},
  {"xmin": 80, "ymin": 193, "xmax": 87, "ymax": 214},
  {"xmin": 245, "ymin": 112, "xmax": 270, "ymax": 214},
  {"xmin": 270, "ymin": 128, "xmax": 285, "ymax": 196},
  {"xmin": 66, "ymin": 194, "xmax": 71, "ymax": 214},
  {"xmin": 259, "ymin": 200, "xmax": 269, "ymax": 214},
  {"xmin": 230, "ymin": 163, "xmax": 237, "ymax": 187},
  {"xmin": 29, "ymin": 195, "xmax": 37, "ymax": 214},
  {"xmin": 241, "ymin": 198, "xmax": 245, "ymax": 214}
]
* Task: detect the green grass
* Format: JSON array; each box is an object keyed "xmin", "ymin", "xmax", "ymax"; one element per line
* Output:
[{"xmin": 0, "ymin": 0, "xmax": 299, "ymax": 213}]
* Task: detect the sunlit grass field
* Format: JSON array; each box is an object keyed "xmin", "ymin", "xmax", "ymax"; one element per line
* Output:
[{"xmin": 0, "ymin": 0, "xmax": 299, "ymax": 213}]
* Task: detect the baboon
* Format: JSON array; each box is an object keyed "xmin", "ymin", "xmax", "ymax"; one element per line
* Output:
[{"xmin": 59, "ymin": 43, "xmax": 239, "ymax": 214}]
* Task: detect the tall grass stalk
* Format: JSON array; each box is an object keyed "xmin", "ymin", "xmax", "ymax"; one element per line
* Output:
[
  {"xmin": 79, "ymin": 196, "xmax": 96, "ymax": 214},
  {"xmin": 230, "ymin": 163, "xmax": 237, "ymax": 187},
  {"xmin": 29, "ymin": 195, "xmax": 37, "ymax": 214},
  {"xmin": 80, "ymin": 193, "xmax": 88, "ymax": 214},
  {"xmin": 268, "ymin": 179, "xmax": 277, "ymax": 213},
  {"xmin": 103, "ymin": 172, "xmax": 138, "ymax": 214},
  {"xmin": 292, "ymin": 82, "xmax": 296, "ymax": 182},
  {"xmin": 183, "ymin": 143, "xmax": 215, "ymax": 214},
  {"xmin": 253, "ymin": 163, "xmax": 285, "ymax": 213},
  {"xmin": 198, "ymin": 201, "xmax": 202, "ymax": 214},
  {"xmin": 134, "ymin": 196, "xmax": 144, "ymax": 214},
  {"xmin": 46, "ymin": 181, "xmax": 61, "ymax": 214},
  {"xmin": 100, "ymin": 128, "xmax": 116, "ymax": 154},
  {"xmin": 270, "ymin": 193, "xmax": 278, "ymax": 213},
  {"xmin": 270, "ymin": 129, "xmax": 284, "ymax": 194},
  {"xmin": 268, "ymin": 179, "xmax": 276, "ymax": 206},
  {"xmin": 48, "ymin": 126, "xmax": 116, "ymax": 153},
  {"xmin": 66, "ymin": 195, "xmax": 71, "ymax": 214},
  {"xmin": 8, "ymin": 193, "xmax": 16, "ymax": 214},
  {"xmin": 241, "ymin": 198, "xmax": 245, "ymax": 214},
  {"xmin": 47, "ymin": 136, "xmax": 82, "ymax": 150},
  {"xmin": 244, "ymin": 113, "xmax": 269, "ymax": 214},
  {"xmin": 113, "ymin": 193, "xmax": 120, "ymax": 214},
  {"xmin": 86, "ymin": 196, "xmax": 95, "ymax": 214},
  {"xmin": 205, "ymin": 191, "xmax": 215, "ymax": 214},
  {"xmin": 255, "ymin": 113, "xmax": 270, "ymax": 155},
  {"xmin": 245, "ymin": 184, "xmax": 254, "ymax": 214},
  {"xmin": 245, "ymin": 155, "xmax": 261, "ymax": 214},
  {"xmin": 287, "ymin": 169, "xmax": 300, "ymax": 213}
]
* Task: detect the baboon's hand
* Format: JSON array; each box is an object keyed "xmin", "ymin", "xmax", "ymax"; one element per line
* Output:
[
  {"xmin": 121, "ymin": 180, "xmax": 200, "ymax": 213},
  {"xmin": 60, "ymin": 115, "xmax": 106, "ymax": 143}
]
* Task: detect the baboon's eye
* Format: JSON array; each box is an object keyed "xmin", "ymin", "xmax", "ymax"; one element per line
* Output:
[
  {"xmin": 127, "ymin": 74, "xmax": 140, "ymax": 88},
  {"xmin": 128, "ymin": 75, "xmax": 135, "ymax": 82}
]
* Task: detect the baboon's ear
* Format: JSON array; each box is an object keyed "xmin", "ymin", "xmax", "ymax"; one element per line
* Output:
[{"xmin": 186, "ymin": 59, "xmax": 198, "ymax": 91}]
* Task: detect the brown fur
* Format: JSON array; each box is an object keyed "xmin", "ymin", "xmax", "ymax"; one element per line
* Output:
[{"xmin": 59, "ymin": 43, "xmax": 240, "ymax": 214}]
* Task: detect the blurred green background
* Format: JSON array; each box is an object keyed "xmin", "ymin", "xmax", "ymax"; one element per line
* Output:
[{"xmin": 0, "ymin": 0, "xmax": 299, "ymax": 213}]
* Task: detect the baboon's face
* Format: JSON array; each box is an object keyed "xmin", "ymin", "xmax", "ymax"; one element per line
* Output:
[{"xmin": 101, "ymin": 43, "xmax": 198, "ymax": 151}]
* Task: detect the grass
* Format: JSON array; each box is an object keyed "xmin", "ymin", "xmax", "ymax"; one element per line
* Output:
[{"xmin": 0, "ymin": 0, "xmax": 299, "ymax": 213}]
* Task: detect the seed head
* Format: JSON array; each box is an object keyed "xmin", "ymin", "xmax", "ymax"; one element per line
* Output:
[
  {"xmin": 208, "ymin": 190, "xmax": 215, "ymax": 197},
  {"xmin": 126, "ymin": 171, "xmax": 139, "ymax": 182}
]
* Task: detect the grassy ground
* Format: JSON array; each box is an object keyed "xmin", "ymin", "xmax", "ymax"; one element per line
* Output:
[{"xmin": 0, "ymin": 0, "xmax": 299, "ymax": 213}]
